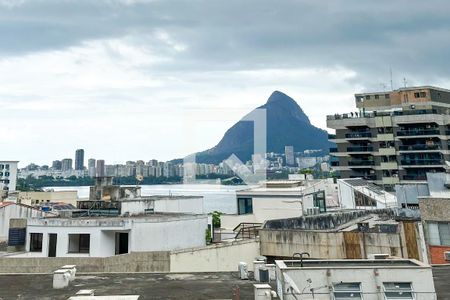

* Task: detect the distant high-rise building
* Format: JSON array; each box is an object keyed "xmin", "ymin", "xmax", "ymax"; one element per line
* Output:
[
  {"xmin": 88, "ymin": 159, "xmax": 96, "ymax": 177},
  {"xmin": 61, "ymin": 158, "xmax": 73, "ymax": 172},
  {"xmin": 75, "ymin": 149, "xmax": 85, "ymax": 171},
  {"xmin": 285, "ymin": 145, "xmax": 295, "ymax": 166},
  {"xmin": 96, "ymin": 159, "xmax": 105, "ymax": 177},
  {"xmin": 0, "ymin": 160, "xmax": 19, "ymax": 199},
  {"xmin": 52, "ymin": 160, "xmax": 62, "ymax": 170}
]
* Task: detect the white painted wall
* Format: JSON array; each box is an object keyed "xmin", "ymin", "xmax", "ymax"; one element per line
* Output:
[
  {"xmin": 221, "ymin": 197, "xmax": 303, "ymax": 230},
  {"xmin": 0, "ymin": 204, "xmax": 47, "ymax": 240},
  {"xmin": 170, "ymin": 239, "xmax": 260, "ymax": 272},
  {"xmin": 120, "ymin": 197, "xmax": 204, "ymax": 216},
  {"xmin": 23, "ymin": 215, "xmax": 208, "ymax": 257},
  {"xmin": 277, "ymin": 261, "xmax": 436, "ymax": 300}
]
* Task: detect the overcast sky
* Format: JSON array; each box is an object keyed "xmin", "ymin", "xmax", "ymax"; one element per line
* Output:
[{"xmin": 2, "ymin": 0, "xmax": 450, "ymax": 166}]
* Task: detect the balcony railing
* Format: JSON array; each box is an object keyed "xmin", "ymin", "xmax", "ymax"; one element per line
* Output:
[
  {"xmin": 330, "ymin": 161, "xmax": 340, "ymax": 166},
  {"xmin": 345, "ymin": 132, "xmax": 372, "ymax": 139},
  {"xmin": 400, "ymin": 159, "xmax": 443, "ymax": 166},
  {"xmin": 399, "ymin": 144, "xmax": 441, "ymax": 151},
  {"xmin": 348, "ymin": 160, "xmax": 375, "ymax": 166},
  {"xmin": 330, "ymin": 148, "xmax": 338, "ymax": 153},
  {"xmin": 328, "ymin": 133, "xmax": 336, "ymax": 139},
  {"xmin": 397, "ymin": 129, "xmax": 440, "ymax": 136},
  {"xmin": 403, "ymin": 175, "xmax": 427, "ymax": 180},
  {"xmin": 347, "ymin": 146, "xmax": 374, "ymax": 152},
  {"xmin": 327, "ymin": 109, "xmax": 439, "ymax": 121}
]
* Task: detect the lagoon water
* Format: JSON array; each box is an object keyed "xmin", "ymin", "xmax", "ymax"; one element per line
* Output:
[{"xmin": 50, "ymin": 184, "xmax": 249, "ymax": 214}]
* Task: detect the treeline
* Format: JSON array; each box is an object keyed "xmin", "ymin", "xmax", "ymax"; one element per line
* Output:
[{"xmin": 16, "ymin": 173, "xmax": 236, "ymax": 191}]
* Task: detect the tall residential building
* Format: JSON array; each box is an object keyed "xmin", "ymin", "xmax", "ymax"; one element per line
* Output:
[
  {"xmin": 285, "ymin": 145, "xmax": 295, "ymax": 166},
  {"xmin": 96, "ymin": 159, "xmax": 105, "ymax": 177},
  {"xmin": 75, "ymin": 149, "xmax": 85, "ymax": 171},
  {"xmin": 88, "ymin": 159, "xmax": 96, "ymax": 177},
  {"xmin": 0, "ymin": 161, "xmax": 19, "ymax": 198},
  {"xmin": 327, "ymin": 86, "xmax": 450, "ymax": 187},
  {"xmin": 52, "ymin": 160, "xmax": 62, "ymax": 170},
  {"xmin": 61, "ymin": 158, "xmax": 73, "ymax": 172}
]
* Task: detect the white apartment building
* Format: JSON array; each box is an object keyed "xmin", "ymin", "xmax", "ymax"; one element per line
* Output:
[
  {"xmin": 20, "ymin": 213, "xmax": 207, "ymax": 258},
  {"xmin": 220, "ymin": 179, "xmax": 338, "ymax": 230},
  {"xmin": 0, "ymin": 161, "xmax": 18, "ymax": 198},
  {"xmin": 275, "ymin": 258, "xmax": 436, "ymax": 300}
]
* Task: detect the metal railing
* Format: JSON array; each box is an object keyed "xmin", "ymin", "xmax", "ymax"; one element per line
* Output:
[
  {"xmin": 403, "ymin": 175, "xmax": 427, "ymax": 180},
  {"xmin": 397, "ymin": 129, "xmax": 440, "ymax": 136},
  {"xmin": 400, "ymin": 159, "xmax": 443, "ymax": 166},
  {"xmin": 348, "ymin": 160, "xmax": 375, "ymax": 166},
  {"xmin": 345, "ymin": 132, "xmax": 372, "ymax": 139},
  {"xmin": 347, "ymin": 146, "xmax": 374, "ymax": 152},
  {"xmin": 399, "ymin": 144, "xmax": 441, "ymax": 151},
  {"xmin": 233, "ymin": 222, "xmax": 262, "ymax": 239}
]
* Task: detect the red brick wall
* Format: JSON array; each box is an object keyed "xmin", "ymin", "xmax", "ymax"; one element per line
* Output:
[{"xmin": 428, "ymin": 245, "xmax": 450, "ymax": 264}]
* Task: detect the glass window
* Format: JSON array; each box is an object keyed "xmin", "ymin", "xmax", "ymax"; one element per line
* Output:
[
  {"xmin": 237, "ymin": 197, "xmax": 253, "ymax": 215},
  {"xmin": 438, "ymin": 223, "xmax": 450, "ymax": 246},
  {"xmin": 68, "ymin": 234, "xmax": 90, "ymax": 253},
  {"xmin": 333, "ymin": 282, "xmax": 362, "ymax": 299},
  {"xmin": 30, "ymin": 233, "xmax": 43, "ymax": 252},
  {"xmin": 383, "ymin": 282, "xmax": 413, "ymax": 299}
]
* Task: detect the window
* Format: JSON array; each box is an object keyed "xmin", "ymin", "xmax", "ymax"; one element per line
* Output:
[
  {"xmin": 385, "ymin": 94, "xmax": 390, "ymax": 99},
  {"xmin": 428, "ymin": 222, "xmax": 450, "ymax": 246},
  {"xmin": 414, "ymin": 92, "xmax": 420, "ymax": 98},
  {"xmin": 375, "ymin": 94, "xmax": 379, "ymax": 99},
  {"xmin": 30, "ymin": 233, "xmax": 43, "ymax": 252},
  {"xmin": 68, "ymin": 234, "xmax": 90, "ymax": 253},
  {"xmin": 365, "ymin": 95, "xmax": 371, "ymax": 100},
  {"xmin": 383, "ymin": 282, "xmax": 413, "ymax": 299},
  {"xmin": 333, "ymin": 282, "xmax": 362, "ymax": 299},
  {"xmin": 420, "ymin": 92, "xmax": 426, "ymax": 98},
  {"xmin": 237, "ymin": 197, "xmax": 253, "ymax": 215}
]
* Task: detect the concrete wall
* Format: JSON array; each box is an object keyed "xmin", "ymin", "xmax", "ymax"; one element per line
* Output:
[
  {"xmin": 276, "ymin": 262, "xmax": 436, "ymax": 300},
  {"xmin": 0, "ymin": 251, "xmax": 170, "ymax": 273},
  {"xmin": 260, "ymin": 229, "xmax": 346, "ymax": 258},
  {"xmin": 15, "ymin": 191, "xmax": 78, "ymax": 206},
  {"xmin": 120, "ymin": 197, "xmax": 204, "ymax": 216},
  {"xmin": 260, "ymin": 229, "xmax": 404, "ymax": 259},
  {"xmin": 419, "ymin": 197, "xmax": 450, "ymax": 221},
  {"xmin": 0, "ymin": 204, "xmax": 47, "ymax": 240},
  {"xmin": 170, "ymin": 239, "xmax": 260, "ymax": 272}
]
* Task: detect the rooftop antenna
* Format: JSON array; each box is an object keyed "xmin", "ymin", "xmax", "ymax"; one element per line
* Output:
[
  {"xmin": 390, "ymin": 67, "xmax": 394, "ymax": 90},
  {"xmin": 403, "ymin": 77, "xmax": 408, "ymax": 88}
]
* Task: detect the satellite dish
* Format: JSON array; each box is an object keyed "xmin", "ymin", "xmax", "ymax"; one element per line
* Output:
[{"xmin": 136, "ymin": 175, "xmax": 144, "ymax": 182}]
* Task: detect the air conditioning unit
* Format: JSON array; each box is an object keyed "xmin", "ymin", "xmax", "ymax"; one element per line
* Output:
[{"xmin": 444, "ymin": 251, "xmax": 450, "ymax": 262}]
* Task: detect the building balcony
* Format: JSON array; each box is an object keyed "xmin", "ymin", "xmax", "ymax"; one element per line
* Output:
[
  {"xmin": 376, "ymin": 133, "xmax": 394, "ymax": 141},
  {"xmin": 347, "ymin": 146, "xmax": 374, "ymax": 152},
  {"xmin": 380, "ymin": 162, "xmax": 398, "ymax": 169},
  {"xmin": 400, "ymin": 159, "xmax": 443, "ymax": 166},
  {"xmin": 402, "ymin": 174, "xmax": 427, "ymax": 180},
  {"xmin": 330, "ymin": 148, "xmax": 338, "ymax": 153},
  {"xmin": 398, "ymin": 144, "xmax": 441, "ymax": 151},
  {"xmin": 328, "ymin": 133, "xmax": 337, "ymax": 140},
  {"xmin": 382, "ymin": 177, "xmax": 400, "ymax": 185},
  {"xmin": 330, "ymin": 161, "xmax": 340, "ymax": 167},
  {"xmin": 378, "ymin": 147, "xmax": 396, "ymax": 156},
  {"xmin": 348, "ymin": 160, "xmax": 375, "ymax": 167},
  {"xmin": 396, "ymin": 129, "xmax": 440, "ymax": 136},
  {"xmin": 345, "ymin": 132, "xmax": 372, "ymax": 139}
]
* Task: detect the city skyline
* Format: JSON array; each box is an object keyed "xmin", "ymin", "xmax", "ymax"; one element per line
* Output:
[{"xmin": 2, "ymin": 0, "xmax": 450, "ymax": 165}]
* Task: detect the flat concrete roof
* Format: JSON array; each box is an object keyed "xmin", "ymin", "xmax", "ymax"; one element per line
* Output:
[
  {"xmin": 276, "ymin": 258, "xmax": 426, "ymax": 269},
  {"xmin": 0, "ymin": 272, "xmax": 255, "ymax": 300}
]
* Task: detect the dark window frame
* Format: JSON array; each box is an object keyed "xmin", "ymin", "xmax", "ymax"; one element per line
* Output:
[
  {"xmin": 30, "ymin": 233, "xmax": 43, "ymax": 252},
  {"xmin": 68, "ymin": 233, "xmax": 90, "ymax": 254},
  {"xmin": 237, "ymin": 197, "xmax": 253, "ymax": 215}
]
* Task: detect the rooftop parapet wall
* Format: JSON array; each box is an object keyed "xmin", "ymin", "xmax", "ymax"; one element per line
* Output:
[{"xmin": 263, "ymin": 208, "xmax": 420, "ymax": 231}]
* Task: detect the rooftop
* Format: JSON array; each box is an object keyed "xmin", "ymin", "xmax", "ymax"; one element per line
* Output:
[
  {"xmin": 276, "ymin": 258, "xmax": 425, "ymax": 269},
  {"xmin": 0, "ymin": 272, "xmax": 255, "ymax": 300},
  {"xmin": 355, "ymin": 85, "xmax": 450, "ymax": 96}
]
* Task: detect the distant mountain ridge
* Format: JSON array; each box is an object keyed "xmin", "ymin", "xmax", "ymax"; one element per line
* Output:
[{"xmin": 195, "ymin": 91, "xmax": 332, "ymax": 164}]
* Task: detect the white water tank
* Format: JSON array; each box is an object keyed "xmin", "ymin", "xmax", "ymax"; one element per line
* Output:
[
  {"xmin": 53, "ymin": 269, "xmax": 70, "ymax": 289},
  {"xmin": 253, "ymin": 260, "xmax": 265, "ymax": 281},
  {"xmin": 239, "ymin": 262, "xmax": 248, "ymax": 280},
  {"xmin": 61, "ymin": 265, "xmax": 77, "ymax": 281}
]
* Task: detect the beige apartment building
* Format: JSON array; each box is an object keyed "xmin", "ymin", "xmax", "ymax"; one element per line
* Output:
[
  {"xmin": 327, "ymin": 86, "xmax": 450, "ymax": 188},
  {"xmin": 11, "ymin": 191, "xmax": 78, "ymax": 206}
]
